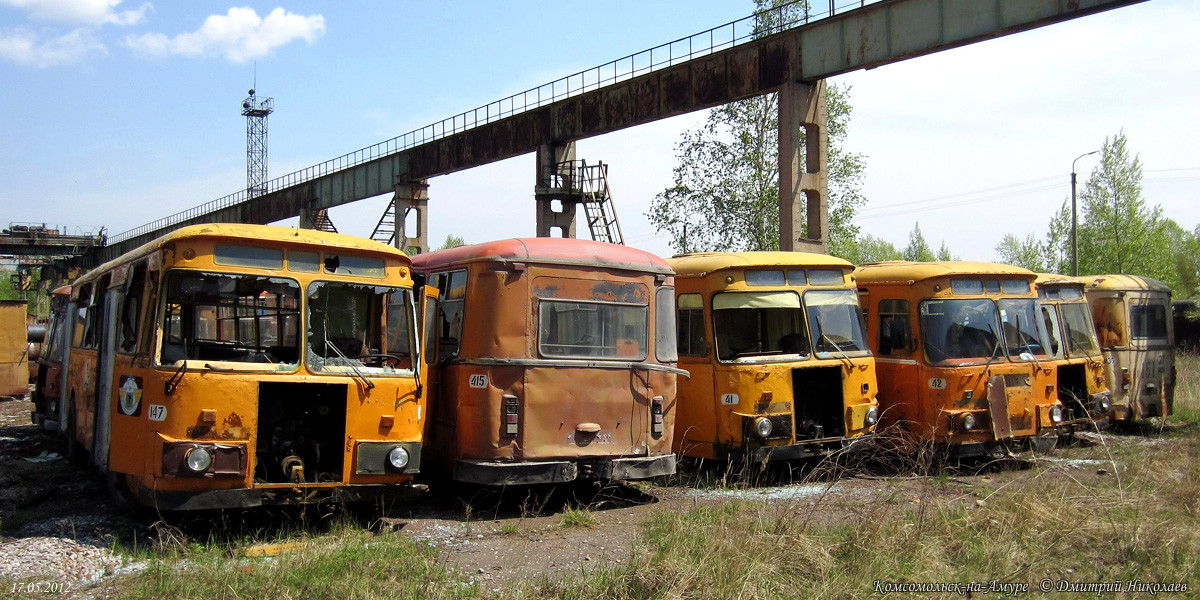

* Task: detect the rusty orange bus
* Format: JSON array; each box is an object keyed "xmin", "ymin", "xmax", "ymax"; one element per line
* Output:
[
  {"xmin": 412, "ymin": 238, "xmax": 683, "ymax": 485},
  {"xmin": 666, "ymin": 252, "xmax": 878, "ymax": 463},
  {"xmin": 1034, "ymin": 274, "xmax": 1111, "ymax": 432},
  {"xmin": 60, "ymin": 224, "xmax": 428, "ymax": 509},
  {"xmin": 855, "ymin": 262, "xmax": 1063, "ymax": 457},
  {"xmin": 1080, "ymin": 274, "xmax": 1174, "ymax": 421}
]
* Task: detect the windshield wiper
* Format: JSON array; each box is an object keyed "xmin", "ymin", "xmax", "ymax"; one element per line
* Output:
[
  {"xmin": 812, "ymin": 317, "xmax": 854, "ymax": 372},
  {"xmin": 324, "ymin": 329, "xmax": 374, "ymax": 390}
]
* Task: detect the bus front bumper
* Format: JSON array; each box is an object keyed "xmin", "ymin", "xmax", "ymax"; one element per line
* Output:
[{"xmin": 455, "ymin": 454, "xmax": 676, "ymax": 486}]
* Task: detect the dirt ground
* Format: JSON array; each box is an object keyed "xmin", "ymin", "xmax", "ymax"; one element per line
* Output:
[{"xmin": 0, "ymin": 392, "xmax": 1138, "ymax": 596}]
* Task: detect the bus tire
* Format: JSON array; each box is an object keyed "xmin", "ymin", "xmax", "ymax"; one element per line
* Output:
[{"xmin": 106, "ymin": 472, "xmax": 138, "ymax": 511}]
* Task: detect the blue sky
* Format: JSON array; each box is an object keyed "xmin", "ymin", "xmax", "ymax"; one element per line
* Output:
[{"xmin": 1, "ymin": 0, "xmax": 1197, "ymax": 261}]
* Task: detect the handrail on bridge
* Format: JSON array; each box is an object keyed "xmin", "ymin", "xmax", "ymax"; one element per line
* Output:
[{"xmin": 109, "ymin": 0, "xmax": 870, "ymax": 245}]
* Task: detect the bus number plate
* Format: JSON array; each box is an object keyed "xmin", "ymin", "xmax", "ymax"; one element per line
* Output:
[
  {"xmin": 721, "ymin": 393, "xmax": 739, "ymax": 405},
  {"xmin": 147, "ymin": 405, "xmax": 167, "ymax": 421},
  {"xmin": 928, "ymin": 378, "xmax": 947, "ymax": 390},
  {"xmin": 468, "ymin": 374, "xmax": 488, "ymax": 389}
]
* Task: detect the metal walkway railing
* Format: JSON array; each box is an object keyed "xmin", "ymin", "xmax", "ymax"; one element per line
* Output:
[{"xmin": 109, "ymin": 0, "xmax": 872, "ymax": 245}]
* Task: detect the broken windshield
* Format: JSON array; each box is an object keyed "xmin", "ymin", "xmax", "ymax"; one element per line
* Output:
[
  {"xmin": 712, "ymin": 291, "xmax": 808, "ymax": 362},
  {"xmin": 159, "ymin": 270, "xmax": 300, "ymax": 368},
  {"xmin": 306, "ymin": 282, "xmax": 416, "ymax": 376},
  {"xmin": 803, "ymin": 289, "xmax": 869, "ymax": 357}
]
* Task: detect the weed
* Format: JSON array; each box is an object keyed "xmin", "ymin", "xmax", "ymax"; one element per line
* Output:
[{"xmin": 558, "ymin": 506, "xmax": 596, "ymax": 529}]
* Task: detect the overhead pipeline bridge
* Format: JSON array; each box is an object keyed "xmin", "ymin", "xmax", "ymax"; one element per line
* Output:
[{"xmin": 95, "ymin": 0, "xmax": 1144, "ymax": 263}]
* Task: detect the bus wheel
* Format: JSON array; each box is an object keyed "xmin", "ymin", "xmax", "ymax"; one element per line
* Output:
[
  {"xmin": 64, "ymin": 396, "xmax": 87, "ymax": 467},
  {"xmin": 106, "ymin": 472, "xmax": 138, "ymax": 511}
]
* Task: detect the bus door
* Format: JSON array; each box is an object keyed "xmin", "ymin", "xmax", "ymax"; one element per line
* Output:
[
  {"xmin": 675, "ymin": 293, "xmax": 716, "ymax": 454},
  {"xmin": 93, "ymin": 276, "xmax": 120, "ymax": 470},
  {"xmin": 108, "ymin": 263, "xmax": 150, "ymax": 475}
]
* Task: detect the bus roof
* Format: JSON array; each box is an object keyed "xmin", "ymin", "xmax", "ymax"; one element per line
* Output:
[
  {"xmin": 667, "ymin": 251, "xmax": 851, "ymax": 277},
  {"xmin": 854, "ymin": 261, "xmax": 1036, "ymax": 284},
  {"xmin": 1079, "ymin": 273, "xmax": 1172, "ymax": 293},
  {"xmin": 1033, "ymin": 272, "xmax": 1084, "ymax": 289},
  {"xmin": 411, "ymin": 238, "xmax": 673, "ymax": 275},
  {"xmin": 78, "ymin": 224, "xmax": 411, "ymax": 286}
]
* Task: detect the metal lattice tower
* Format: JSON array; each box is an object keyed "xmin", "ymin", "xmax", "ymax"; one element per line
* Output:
[{"xmin": 241, "ymin": 89, "xmax": 273, "ymax": 197}]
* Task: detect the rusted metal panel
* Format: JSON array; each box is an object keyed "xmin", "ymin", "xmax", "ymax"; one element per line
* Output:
[
  {"xmin": 690, "ymin": 54, "xmax": 728, "ymax": 107},
  {"xmin": 660, "ymin": 67, "xmax": 692, "ymax": 118}
]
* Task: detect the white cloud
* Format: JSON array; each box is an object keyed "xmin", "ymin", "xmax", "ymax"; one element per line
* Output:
[
  {"xmin": 123, "ymin": 7, "xmax": 325, "ymax": 63},
  {"xmin": 0, "ymin": 0, "xmax": 150, "ymax": 26},
  {"xmin": 0, "ymin": 27, "xmax": 105, "ymax": 67}
]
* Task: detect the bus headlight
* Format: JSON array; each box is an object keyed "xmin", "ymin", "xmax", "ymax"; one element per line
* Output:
[
  {"xmin": 864, "ymin": 407, "xmax": 879, "ymax": 427},
  {"xmin": 754, "ymin": 417, "xmax": 773, "ymax": 438},
  {"xmin": 961, "ymin": 413, "xmax": 977, "ymax": 431},
  {"xmin": 1050, "ymin": 405, "xmax": 1064, "ymax": 423},
  {"xmin": 387, "ymin": 446, "xmax": 410, "ymax": 470},
  {"xmin": 1093, "ymin": 392, "xmax": 1112, "ymax": 413},
  {"xmin": 184, "ymin": 447, "xmax": 213, "ymax": 473}
]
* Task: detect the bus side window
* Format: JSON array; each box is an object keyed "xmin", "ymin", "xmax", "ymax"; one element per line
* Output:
[
  {"xmin": 139, "ymin": 270, "xmax": 160, "ymax": 355},
  {"xmin": 878, "ymin": 299, "xmax": 912, "ymax": 356},
  {"xmin": 1093, "ymin": 298, "xmax": 1126, "ymax": 347},
  {"xmin": 677, "ymin": 293, "xmax": 707, "ymax": 356},
  {"xmin": 118, "ymin": 262, "xmax": 148, "ymax": 354},
  {"xmin": 81, "ymin": 276, "xmax": 109, "ymax": 349},
  {"xmin": 73, "ymin": 283, "xmax": 92, "ymax": 347}
]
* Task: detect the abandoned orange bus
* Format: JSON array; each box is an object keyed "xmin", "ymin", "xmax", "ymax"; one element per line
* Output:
[
  {"xmin": 667, "ymin": 252, "xmax": 878, "ymax": 463},
  {"xmin": 856, "ymin": 262, "xmax": 1063, "ymax": 457},
  {"xmin": 60, "ymin": 224, "xmax": 428, "ymax": 509},
  {"xmin": 412, "ymin": 238, "xmax": 683, "ymax": 485},
  {"xmin": 1080, "ymin": 274, "xmax": 1175, "ymax": 421},
  {"xmin": 1034, "ymin": 274, "xmax": 1112, "ymax": 432}
]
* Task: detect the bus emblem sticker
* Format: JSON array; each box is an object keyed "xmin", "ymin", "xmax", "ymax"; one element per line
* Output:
[
  {"xmin": 118, "ymin": 376, "xmax": 142, "ymax": 416},
  {"xmin": 721, "ymin": 393, "xmax": 739, "ymax": 406},
  {"xmin": 928, "ymin": 378, "xmax": 947, "ymax": 390},
  {"xmin": 148, "ymin": 404, "xmax": 167, "ymax": 421},
  {"xmin": 468, "ymin": 374, "xmax": 488, "ymax": 389}
]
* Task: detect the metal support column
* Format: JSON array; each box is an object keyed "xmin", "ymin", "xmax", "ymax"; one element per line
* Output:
[
  {"xmin": 778, "ymin": 79, "xmax": 828, "ymax": 253},
  {"xmin": 534, "ymin": 142, "xmax": 578, "ymax": 238}
]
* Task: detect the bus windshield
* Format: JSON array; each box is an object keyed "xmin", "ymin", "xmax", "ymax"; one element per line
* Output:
[
  {"xmin": 804, "ymin": 289, "xmax": 869, "ymax": 357},
  {"xmin": 537, "ymin": 300, "xmax": 648, "ymax": 360},
  {"xmin": 1060, "ymin": 302, "xmax": 1100, "ymax": 356},
  {"xmin": 712, "ymin": 291, "xmax": 808, "ymax": 362},
  {"xmin": 307, "ymin": 282, "xmax": 415, "ymax": 375},
  {"xmin": 160, "ymin": 271, "xmax": 300, "ymax": 367},
  {"xmin": 998, "ymin": 298, "xmax": 1052, "ymax": 359},
  {"xmin": 920, "ymin": 298, "xmax": 1001, "ymax": 363}
]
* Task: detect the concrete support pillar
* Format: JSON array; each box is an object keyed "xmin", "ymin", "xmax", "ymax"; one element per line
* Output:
[
  {"xmin": 297, "ymin": 203, "xmax": 319, "ymax": 229},
  {"xmin": 535, "ymin": 142, "xmax": 578, "ymax": 238},
  {"xmin": 394, "ymin": 180, "xmax": 429, "ymax": 254},
  {"xmin": 778, "ymin": 79, "xmax": 829, "ymax": 253}
]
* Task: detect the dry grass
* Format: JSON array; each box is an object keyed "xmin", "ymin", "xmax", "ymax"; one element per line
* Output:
[{"xmin": 103, "ymin": 356, "xmax": 1200, "ymax": 599}]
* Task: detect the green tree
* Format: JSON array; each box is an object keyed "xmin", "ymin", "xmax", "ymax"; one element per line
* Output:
[
  {"xmin": 936, "ymin": 242, "xmax": 955, "ymax": 262},
  {"xmin": 1075, "ymin": 130, "xmax": 1173, "ymax": 283},
  {"xmin": 995, "ymin": 233, "xmax": 1046, "ymax": 272},
  {"xmin": 836, "ymin": 233, "xmax": 902, "ymax": 265},
  {"xmin": 438, "ymin": 234, "xmax": 465, "ymax": 250},
  {"xmin": 647, "ymin": 1, "xmax": 866, "ymax": 254},
  {"xmin": 902, "ymin": 223, "xmax": 936, "ymax": 262}
]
